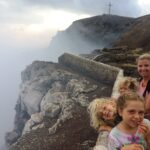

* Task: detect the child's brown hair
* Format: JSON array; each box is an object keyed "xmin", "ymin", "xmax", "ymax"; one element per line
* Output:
[
  {"xmin": 114, "ymin": 91, "xmax": 145, "ymax": 124},
  {"xmin": 117, "ymin": 91, "xmax": 145, "ymax": 110}
]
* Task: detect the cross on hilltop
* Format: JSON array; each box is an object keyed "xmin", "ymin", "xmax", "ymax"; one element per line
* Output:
[{"xmin": 108, "ymin": 2, "xmax": 112, "ymax": 15}]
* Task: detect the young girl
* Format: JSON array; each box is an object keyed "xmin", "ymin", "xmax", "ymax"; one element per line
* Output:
[
  {"xmin": 88, "ymin": 97, "xmax": 117, "ymax": 149},
  {"xmin": 108, "ymin": 91, "xmax": 150, "ymax": 150},
  {"xmin": 88, "ymin": 98, "xmax": 116, "ymax": 132},
  {"xmin": 118, "ymin": 77, "xmax": 138, "ymax": 95}
]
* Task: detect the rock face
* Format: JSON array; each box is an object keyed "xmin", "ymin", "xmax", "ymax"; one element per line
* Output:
[
  {"xmin": 7, "ymin": 59, "xmax": 113, "ymax": 150},
  {"xmin": 114, "ymin": 15, "xmax": 150, "ymax": 50}
]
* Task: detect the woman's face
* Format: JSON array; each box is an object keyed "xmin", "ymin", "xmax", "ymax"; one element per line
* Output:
[{"xmin": 137, "ymin": 59, "xmax": 150, "ymax": 79}]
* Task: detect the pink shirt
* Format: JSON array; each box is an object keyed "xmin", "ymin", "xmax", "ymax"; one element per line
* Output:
[{"xmin": 137, "ymin": 80, "xmax": 150, "ymax": 120}]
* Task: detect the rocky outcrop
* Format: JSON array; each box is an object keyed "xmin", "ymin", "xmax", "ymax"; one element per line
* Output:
[
  {"xmin": 59, "ymin": 53, "xmax": 121, "ymax": 85},
  {"xmin": 114, "ymin": 14, "xmax": 150, "ymax": 50},
  {"xmin": 82, "ymin": 46, "xmax": 146, "ymax": 77},
  {"xmin": 6, "ymin": 53, "xmax": 122, "ymax": 150}
]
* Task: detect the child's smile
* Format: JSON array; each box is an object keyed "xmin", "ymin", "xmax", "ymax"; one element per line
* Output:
[{"xmin": 119, "ymin": 100, "xmax": 145, "ymax": 131}]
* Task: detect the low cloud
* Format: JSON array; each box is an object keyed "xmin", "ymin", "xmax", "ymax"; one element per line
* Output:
[{"xmin": 19, "ymin": 0, "xmax": 141, "ymax": 17}]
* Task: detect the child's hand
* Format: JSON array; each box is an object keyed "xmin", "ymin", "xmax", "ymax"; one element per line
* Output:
[
  {"xmin": 138, "ymin": 122, "xmax": 150, "ymax": 144},
  {"xmin": 121, "ymin": 144, "xmax": 144, "ymax": 150},
  {"xmin": 138, "ymin": 122, "xmax": 149, "ymax": 136}
]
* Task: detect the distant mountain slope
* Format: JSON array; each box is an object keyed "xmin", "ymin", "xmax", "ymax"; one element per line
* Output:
[
  {"xmin": 114, "ymin": 14, "xmax": 150, "ymax": 50},
  {"xmin": 49, "ymin": 14, "xmax": 134, "ymax": 54},
  {"xmin": 49, "ymin": 14, "xmax": 150, "ymax": 53}
]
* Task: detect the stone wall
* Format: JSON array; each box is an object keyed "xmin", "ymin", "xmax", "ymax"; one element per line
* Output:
[{"xmin": 58, "ymin": 53, "xmax": 123, "ymax": 86}]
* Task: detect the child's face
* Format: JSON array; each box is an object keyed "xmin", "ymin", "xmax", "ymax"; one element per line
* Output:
[
  {"xmin": 119, "ymin": 85, "xmax": 128, "ymax": 94},
  {"xmin": 99, "ymin": 103, "xmax": 116, "ymax": 121},
  {"xmin": 119, "ymin": 100, "xmax": 145, "ymax": 129}
]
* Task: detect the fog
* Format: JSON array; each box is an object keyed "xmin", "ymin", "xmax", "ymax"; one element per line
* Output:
[
  {"xmin": 0, "ymin": 31, "xmax": 99, "ymax": 149},
  {"xmin": 0, "ymin": 48, "xmax": 53, "ymax": 149}
]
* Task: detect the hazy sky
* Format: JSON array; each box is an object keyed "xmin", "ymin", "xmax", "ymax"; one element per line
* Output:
[
  {"xmin": 0, "ymin": 0, "xmax": 150, "ymax": 149},
  {"xmin": 0, "ymin": 0, "xmax": 150, "ymax": 51}
]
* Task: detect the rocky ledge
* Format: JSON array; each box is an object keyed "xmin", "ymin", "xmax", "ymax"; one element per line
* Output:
[
  {"xmin": 82, "ymin": 46, "xmax": 148, "ymax": 77},
  {"xmin": 6, "ymin": 59, "xmax": 112, "ymax": 150}
]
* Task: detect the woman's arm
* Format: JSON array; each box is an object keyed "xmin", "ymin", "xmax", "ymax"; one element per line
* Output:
[{"xmin": 145, "ymin": 92, "xmax": 150, "ymax": 113}]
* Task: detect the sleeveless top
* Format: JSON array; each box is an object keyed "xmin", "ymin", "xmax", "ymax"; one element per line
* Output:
[
  {"xmin": 138, "ymin": 79, "xmax": 150, "ymax": 120},
  {"xmin": 138, "ymin": 79, "xmax": 150, "ymax": 97}
]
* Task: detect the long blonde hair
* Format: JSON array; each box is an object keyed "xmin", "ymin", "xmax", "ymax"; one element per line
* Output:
[
  {"xmin": 88, "ymin": 98, "xmax": 116, "ymax": 130},
  {"xmin": 117, "ymin": 91, "xmax": 145, "ymax": 117}
]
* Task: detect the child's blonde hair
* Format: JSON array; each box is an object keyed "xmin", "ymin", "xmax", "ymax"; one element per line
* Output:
[
  {"xmin": 118, "ymin": 77, "xmax": 138, "ymax": 93},
  {"xmin": 88, "ymin": 98, "xmax": 116, "ymax": 130}
]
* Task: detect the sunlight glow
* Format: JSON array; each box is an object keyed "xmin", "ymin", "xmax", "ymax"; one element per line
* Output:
[
  {"xmin": 0, "ymin": 9, "xmax": 90, "ymax": 50},
  {"xmin": 138, "ymin": 0, "xmax": 150, "ymax": 5},
  {"xmin": 30, "ymin": 9, "xmax": 90, "ymax": 32},
  {"xmin": 138, "ymin": 0, "xmax": 150, "ymax": 15}
]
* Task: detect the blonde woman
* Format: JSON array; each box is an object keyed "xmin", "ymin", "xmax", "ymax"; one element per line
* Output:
[{"xmin": 137, "ymin": 53, "xmax": 150, "ymax": 120}]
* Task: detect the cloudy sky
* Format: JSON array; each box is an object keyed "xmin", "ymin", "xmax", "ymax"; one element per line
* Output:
[
  {"xmin": 0, "ymin": 0, "xmax": 150, "ymax": 51},
  {"xmin": 0, "ymin": 0, "xmax": 150, "ymax": 148}
]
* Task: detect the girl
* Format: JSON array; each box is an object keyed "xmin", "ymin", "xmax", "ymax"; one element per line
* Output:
[
  {"xmin": 118, "ymin": 77, "xmax": 138, "ymax": 95},
  {"xmin": 88, "ymin": 98, "xmax": 116, "ymax": 132},
  {"xmin": 88, "ymin": 97, "xmax": 117, "ymax": 149},
  {"xmin": 137, "ymin": 53, "xmax": 150, "ymax": 120},
  {"xmin": 108, "ymin": 91, "xmax": 150, "ymax": 150}
]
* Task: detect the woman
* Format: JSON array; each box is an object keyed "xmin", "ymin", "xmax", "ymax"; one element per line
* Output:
[{"xmin": 137, "ymin": 53, "xmax": 150, "ymax": 120}]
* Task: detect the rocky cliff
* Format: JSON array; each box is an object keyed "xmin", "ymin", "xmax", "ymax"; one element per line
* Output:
[{"xmin": 7, "ymin": 54, "xmax": 120, "ymax": 150}]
